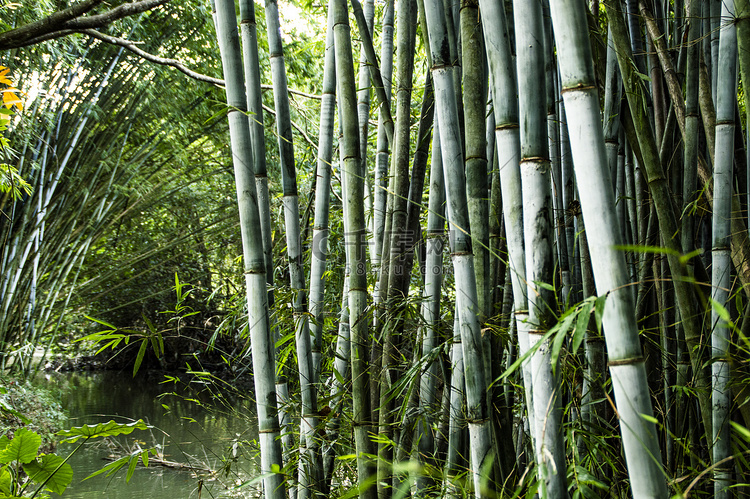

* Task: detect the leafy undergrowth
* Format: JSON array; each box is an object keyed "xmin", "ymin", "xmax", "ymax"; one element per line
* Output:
[{"xmin": 0, "ymin": 375, "xmax": 67, "ymax": 452}]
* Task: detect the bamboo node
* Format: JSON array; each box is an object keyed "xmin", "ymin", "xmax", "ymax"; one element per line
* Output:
[
  {"xmin": 466, "ymin": 417, "xmax": 490, "ymax": 425},
  {"xmin": 495, "ymin": 123, "xmax": 519, "ymax": 131},
  {"xmin": 607, "ymin": 356, "xmax": 645, "ymax": 367},
  {"xmin": 560, "ymin": 83, "xmax": 596, "ymax": 93}
]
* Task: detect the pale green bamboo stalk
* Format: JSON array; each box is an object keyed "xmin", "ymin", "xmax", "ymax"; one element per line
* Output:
[
  {"xmin": 559, "ymin": 93, "xmax": 580, "ymax": 304},
  {"xmin": 377, "ymin": 2, "xmax": 417, "ymax": 494},
  {"xmin": 350, "ymin": 0, "xmax": 395, "ymax": 146},
  {"xmin": 444, "ymin": 312, "xmax": 466, "ymax": 499},
  {"xmin": 603, "ymin": 28, "xmax": 622, "ymax": 192},
  {"xmin": 462, "ymin": 0, "xmax": 489, "ymax": 322},
  {"xmin": 711, "ymin": 3, "xmax": 736, "ymax": 496},
  {"xmin": 323, "ymin": 276, "xmax": 351, "ymax": 491},
  {"xmin": 211, "ymin": 2, "xmax": 285, "ymax": 497},
  {"xmin": 422, "ymin": 0, "xmax": 493, "ymax": 494},
  {"xmin": 262, "ymin": 1, "xmax": 321, "ymax": 494},
  {"xmin": 739, "ymin": 0, "xmax": 750, "ymax": 231},
  {"xmin": 237, "ymin": 1, "xmax": 295, "ymax": 482},
  {"xmin": 308, "ymin": 0, "xmax": 337, "ymax": 387},
  {"xmin": 477, "ymin": 0, "xmax": 535, "ymax": 450},
  {"xmin": 372, "ymin": 0, "xmax": 395, "ymax": 289},
  {"xmin": 711, "ymin": 0, "xmax": 720, "ymax": 107},
  {"xmin": 332, "ymin": 1, "xmax": 377, "ymax": 497},
  {"xmin": 606, "ymin": 0, "xmax": 713, "ymax": 443},
  {"xmin": 355, "ymin": 0, "xmax": 375, "ymax": 265},
  {"xmin": 415, "ymin": 116, "xmax": 445, "ymax": 495},
  {"xmin": 549, "ymin": 1, "xmax": 668, "ymax": 496},
  {"xmin": 513, "ymin": 1, "xmax": 567, "ymax": 495}
]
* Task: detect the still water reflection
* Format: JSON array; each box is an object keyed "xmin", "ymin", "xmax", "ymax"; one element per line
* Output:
[{"xmin": 36, "ymin": 371, "xmax": 260, "ymax": 499}]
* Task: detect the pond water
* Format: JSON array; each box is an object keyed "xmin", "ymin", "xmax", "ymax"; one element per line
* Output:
[{"xmin": 35, "ymin": 371, "xmax": 261, "ymax": 499}]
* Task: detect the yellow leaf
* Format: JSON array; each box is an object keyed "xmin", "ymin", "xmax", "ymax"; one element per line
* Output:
[
  {"xmin": 2, "ymin": 90, "xmax": 22, "ymax": 111},
  {"xmin": 0, "ymin": 68, "xmax": 12, "ymax": 86}
]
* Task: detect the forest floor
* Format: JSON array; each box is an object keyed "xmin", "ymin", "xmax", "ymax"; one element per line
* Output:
[{"xmin": 0, "ymin": 373, "xmax": 67, "ymax": 452}]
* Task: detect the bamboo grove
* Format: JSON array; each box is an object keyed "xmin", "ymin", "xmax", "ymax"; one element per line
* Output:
[
  {"xmin": 4, "ymin": 0, "xmax": 750, "ymax": 497},
  {"xmin": 206, "ymin": 0, "xmax": 750, "ymax": 497}
]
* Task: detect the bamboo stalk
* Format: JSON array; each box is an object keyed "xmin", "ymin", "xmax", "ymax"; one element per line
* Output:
[
  {"xmin": 211, "ymin": 2, "xmax": 285, "ymax": 497},
  {"xmin": 549, "ymin": 1, "xmax": 668, "ymax": 496}
]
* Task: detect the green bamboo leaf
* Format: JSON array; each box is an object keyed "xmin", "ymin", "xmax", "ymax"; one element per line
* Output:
[
  {"xmin": 731, "ymin": 421, "xmax": 750, "ymax": 441},
  {"xmin": 551, "ymin": 311, "xmax": 577, "ymax": 375},
  {"xmin": 613, "ymin": 244, "xmax": 679, "ymax": 257},
  {"xmin": 23, "ymin": 454, "xmax": 73, "ymax": 494},
  {"xmin": 57, "ymin": 420, "xmax": 148, "ymax": 443},
  {"xmin": 142, "ymin": 315, "xmax": 156, "ymax": 334},
  {"xmin": 709, "ymin": 298, "xmax": 732, "ymax": 324},
  {"xmin": 125, "ymin": 453, "xmax": 138, "ymax": 482},
  {"xmin": 83, "ymin": 315, "xmax": 117, "ymax": 330},
  {"xmin": 133, "ymin": 338, "xmax": 148, "ymax": 376},
  {"xmin": 534, "ymin": 280, "xmax": 556, "ymax": 292},
  {"xmin": 572, "ymin": 299, "xmax": 595, "ymax": 355},
  {"xmin": 501, "ymin": 326, "xmax": 554, "ymax": 379},
  {"xmin": 594, "ymin": 295, "xmax": 607, "ymax": 334},
  {"xmin": 83, "ymin": 455, "xmax": 129, "ymax": 481},
  {"xmin": 640, "ymin": 413, "xmax": 659, "ymax": 424},
  {"xmin": 0, "ymin": 428, "xmax": 41, "ymax": 464},
  {"xmin": 678, "ymin": 248, "xmax": 703, "ymax": 265},
  {"xmin": 140, "ymin": 450, "xmax": 149, "ymax": 468}
]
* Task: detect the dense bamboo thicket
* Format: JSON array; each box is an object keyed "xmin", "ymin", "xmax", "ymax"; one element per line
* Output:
[{"xmin": 4, "ymin": 0, "xmax": 750, "ymax": 497}]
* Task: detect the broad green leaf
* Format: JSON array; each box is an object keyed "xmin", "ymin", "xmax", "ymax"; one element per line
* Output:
[
  {"xmin": 57, "ymin": 420, "xmax": 148, "ymax": 443},
  {"xmin": 0, "ymin": 467, "xmax": 11, "ymax": 494},
  {"xmin": 0, "ymin": 436, "xmax": 9, "ymax": 451},
  {"xmin": 23, "ymin": 454, "xmax": 73, "ymax": 494},
  {"xmin": 679, "ymin": 248, "xmax": 703, "ymax": 265},
  {"xmin": 0, "ymin": 428, "xmax": 40, "ymax": 464}
]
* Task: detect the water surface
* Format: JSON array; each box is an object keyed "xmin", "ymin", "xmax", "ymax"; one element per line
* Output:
[{"xmin": 36, "ymin": 371, "xmax": 260, "ymax": 499}]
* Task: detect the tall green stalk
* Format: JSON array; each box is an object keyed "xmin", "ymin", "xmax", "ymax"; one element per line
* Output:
[
  {"xmin": 478, "ymin": 0, "xmax": 534, "ymax": 452},
  {"xmin": 333, "ymin": 1, "xmax": 377, "ymax": 497},
  {"xmin": 376, "ymin": 1, "xmax": 417, "ymax": 495},
  {"xmin": 211, "ymin": 1, "xmax": 285, "ymax": 497},
  {"xmin": 711, "ymin": 2, "xmax": 736, "ymax": 496},
  {"xmin": 236, "ymin": 0, "xmax": 295, "ymax": 479},
  {"xmin": 548, "ymin": 2, "xmax": 667, "ymax": 497},
  {"xmin": 513, "ymin": 1, "xmax": 567, "ymax": 495},
  {"xmin": 373, "ymin": 0, "xmax": 395, "ymax": 288},
  {"xmin": 605, "ymin": 0, "xmax": 712, "ymax": 443},
  {"xmin": 422, "ymin": 0, "xmax": 493, "ymax": 494},
  {"xmin": 263, "ymin": 1, "xmax": 321, "ymax": 494},
  {"xmin": 308, "ymin": 0, "xmax": 337, "ymax": 387},
  {"xmin": 416, "ymin": 116, "xmax": 445, "ymax": 494}
]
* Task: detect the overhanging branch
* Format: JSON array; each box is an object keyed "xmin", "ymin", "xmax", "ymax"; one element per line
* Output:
[{"xmin": 0, "ymin": 0, "xmax": 170, "ymax": 50}]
